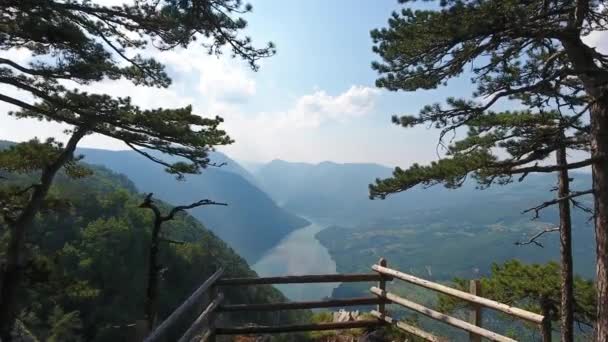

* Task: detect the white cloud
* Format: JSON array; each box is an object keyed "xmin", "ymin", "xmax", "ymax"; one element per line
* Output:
[
  {"xmin": 286, "ymin": 86, "xmax": 379, "ymax": 127},
  {"xmin": 156, "ymin": 48, "xmax": 257, "ymax": 104},
  {"xmin": 235, "ymin": 85, "xmax": 379, "ymax": 130},
  {"xmin": 218, "ymin": 85, "xmax": 380, "ymax": 162}
]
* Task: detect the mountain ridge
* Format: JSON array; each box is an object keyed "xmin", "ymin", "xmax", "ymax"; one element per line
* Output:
[{"xmin": 71, "ymin": 147, "xmax": 309, "ymax": 263}]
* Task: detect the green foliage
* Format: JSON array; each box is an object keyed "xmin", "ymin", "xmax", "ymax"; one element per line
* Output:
[
  {"xmin": 368, "ymin": 0, "xmax": 601, "ymax": 198},
  {"xmin": 1, "ymin": 0, "xmax": 276, "ymax": 176},
  {"xmin": 438, "ymin": 260, "xmax": 595, "ymax": 338},
  {"xmin": 370, "ymin": 108, "xmax": 587, "ymax": 198},
  {"xmin": 1, "ymin": 165, "xmax": 307, "ymax": 341},
  {"xmin": 0, "ymin": 138, "xmax": 89, "ymax": 177},
  {"xmin": 47, "ymin": 307, "xmax": 83, "ymax": 342}
]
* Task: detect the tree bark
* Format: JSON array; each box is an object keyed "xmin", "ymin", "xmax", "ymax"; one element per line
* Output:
[
  {"xmin": 0, "ymin": 129, "xmax": 86, "ymax": 341},
  {"xmin": 144, "ymin": 216, "xmax": 162, "ymax": 329},
  {"xmin": 560, "ymin": 34, "xmax": 608, "ymax": 341},
  {"xmin": 556, "ymin": 133, "xmax": 574, "ymax": 342},
  {"xmin": 591, "ymin": 96, "xmax": 608, "ymax": 342}
]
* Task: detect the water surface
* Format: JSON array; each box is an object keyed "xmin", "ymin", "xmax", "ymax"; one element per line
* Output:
[{"xmin": 252, "ymin": 221, "xmax": 337, "ymax": 301}]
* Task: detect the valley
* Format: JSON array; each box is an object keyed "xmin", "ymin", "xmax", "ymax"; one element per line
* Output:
[{"xmin": 252, "ymin": 220, "xmax": 337, "ymax": 301}]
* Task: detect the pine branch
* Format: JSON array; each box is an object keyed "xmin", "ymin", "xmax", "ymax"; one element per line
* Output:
[{"xmin": 507, "ymin": 158, "xmax": 596, "ymax": 175}]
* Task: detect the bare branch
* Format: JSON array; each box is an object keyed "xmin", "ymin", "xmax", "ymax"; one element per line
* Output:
[
  {"xmin": 12, "ymin": 184, "xmax": 40, "ymax": 197},
  {"xmin": 523, "ymin": 189, "xmax": 594, "ymax": 219},
  {"xmin": 207, "ymin": 162, "xmax": 227, "ymax": 168},
  {"xmin": 139, "ymin": 193, "xmax": 227, "ymax": 223},
  {"xmin": 158, "ymin": 237, "xmax": 186, "ymax": 245},
  {"xmin": 165, "ymin": 199, "xmax": 227, "ymax": 221},
  {"xmin": 515, "ymin": 227, "xmax": 560, "ymax": 248}
]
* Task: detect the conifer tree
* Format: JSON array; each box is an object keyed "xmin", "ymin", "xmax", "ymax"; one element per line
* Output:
[
  {"xmin": 0, "ymin": 1, "xmax": 274, "ymax": 339},
  {"xmin": 438, "ymin": 260, "xmax": 596, "ymax": 340},
  {"xmin": 369, "ymin": 1, "xmax": 607, "ymax": 339},
  {"xmin": 370, "ymin": 110, "xmax": 589, "ymax": 340}
]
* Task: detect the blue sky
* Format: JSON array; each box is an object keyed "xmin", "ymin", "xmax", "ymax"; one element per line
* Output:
[{"xmin": 1, "ymin": 1, "xmax": 605, "ymax": 167}]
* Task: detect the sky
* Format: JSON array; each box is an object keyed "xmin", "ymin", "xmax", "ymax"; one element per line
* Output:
[{"xmin": 1, "ymin": 1, "xmax": 607, "ymax": 168}]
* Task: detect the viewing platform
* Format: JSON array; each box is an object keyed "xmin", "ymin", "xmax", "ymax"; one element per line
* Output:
[{"xmin": 138, "ymin": 258, "xmax": 551, "ymax": 342}]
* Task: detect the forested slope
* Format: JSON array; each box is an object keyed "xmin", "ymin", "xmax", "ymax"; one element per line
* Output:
[
  {"xmin": 0, "ymin": 164, "xmax": 306, "ymax": 341},
  {"xmin": 80, "ymin": 148, "xmax": 309, "ymax": 262}
]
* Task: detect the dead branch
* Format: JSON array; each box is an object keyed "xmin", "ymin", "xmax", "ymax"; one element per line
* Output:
[
  {"xmin": 523, "ymin": 189, "xmax": 594, "ymax": 219},
  {"xmin": 165, "ymin": 199, "xmax": 227, "ymax": 221},
  {"xmin": 515, "ymin": 227, "xmax": 560, "ymax": 248},
  {"xmin": 158, "ymin": 237, "xmax": 186, "ymax": 245}
]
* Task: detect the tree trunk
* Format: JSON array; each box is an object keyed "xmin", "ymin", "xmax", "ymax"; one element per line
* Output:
[
  {"xmin": 144, "ymin": 217, "xmax": 162, "ymax": 329},
  {"xmin": 556, "ymin": 134, "xmax": 574, "ymax": 342},
  {"xmin": 0, "ymin": 129, "xmax": 86, "ymax": 341},
  {"xmin": 591, "ymin": 96, "xmax": 608, "ymax": 342}
]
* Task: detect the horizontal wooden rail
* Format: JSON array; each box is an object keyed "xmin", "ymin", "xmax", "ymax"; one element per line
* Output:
[
  {"xmin": 198, "ymin": 330, "xmax": 212, "ymax": 342},
  {"xmin": 144, "ymin": 268, "xmax": 224, "ymax": 342},
  {"xmin": 218, "ymin": 297, "xmax": 383, "ymax": 312},
  {"xmin": 178, "ymin": 293, "xmax": 223, "ymax": 342},
  {"xmin": 372, "ymin": 264, "xmax": 544, "ymax": 325},
  {"xmin": 216, "ymin": 320, "xmax": 384, "ymax": 335},
  {"xmin": 369, "ymin": 310, "xmax": 445, "ymax": 342},
  {"xmin": 217, "ymin": 273, "xmax": 385, "ymax": 286},
  {"xmin": 370, "ymin": 287, "xmax": 516, "ymax": 342}
]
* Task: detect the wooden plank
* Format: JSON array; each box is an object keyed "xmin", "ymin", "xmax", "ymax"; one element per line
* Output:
[
  {"xmin": 218, "ymin": 297, "xmax": 382, "ymax": 312},
  {"xmin": 370, "ymin": 287, "xmax": 516, "ymax": 342},
  {"xmin": 216, "ymin": 273, "xmax": 384, "ymax": 286},
  {"xmin": 215, "ymin": 320, "xmax": 384, "ymax": 335},
  {"xmin": 178, "ymin": 293, "xmax": 223, "ymax": 342},
  {"xmin": 369, "ymin": 310, "xmax": 446, "ymax": 342},
  {"xmin": 372, "ymin": 264, "xmax": 544, "ymax": 324},
  {"xmin": 469, "ymin": 280, "xmax": 482, "ymax": 342},
  {"xmin": 199, "ymin": 329, "xmax": 212, "ymax": 342},
  {"xmin": 144, "ymin": 268, "xmax": 224, "ymax": 342}
]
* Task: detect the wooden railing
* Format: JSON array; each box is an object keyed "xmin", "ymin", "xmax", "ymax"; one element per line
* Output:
[
  {"xmin": 142, "ymin": 267, "xmax": 224, "ymax": 342},
  {"xmin": 370, "ymin": 262, "xmax": 552, "ymax": 342},
  {"xmin": 139, "ymin": 258, "xmax": 550, "ymax": 342},
  {"xmin": 214, "ymin": 269, "xmax": 388, "ymax": 336}
]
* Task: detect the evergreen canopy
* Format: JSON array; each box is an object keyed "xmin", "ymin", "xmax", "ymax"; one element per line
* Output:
[
  {"xmin": 0, "ymin": 0, "xmax": 275, "ymax": 175},
  {"xmin": 368, "ymin": 0, "xmax": 603, "ymax": 198}
]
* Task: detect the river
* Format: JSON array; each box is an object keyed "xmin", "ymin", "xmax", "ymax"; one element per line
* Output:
[{"xmin": 252, "ymin": 220, "xmax": 337, "ymax": 301}]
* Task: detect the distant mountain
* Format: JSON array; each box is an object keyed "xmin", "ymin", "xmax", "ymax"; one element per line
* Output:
[
  {"xmin": 255, "ymin": 159, "xmax": 473, "ymax": 224},
  {"xmin": 78, "ymin": 148, "xmax": 308, "ymax": 262},
  {"xmin": 255, "ymin": 159, "xmax": 594, "ymax": 225},
  {"xmin": 254, "ymin": 159, "xmax": 596, "ymax": 297}
]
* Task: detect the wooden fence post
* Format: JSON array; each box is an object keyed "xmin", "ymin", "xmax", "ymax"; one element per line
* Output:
[
  {"xmin": 208, "ymin": 285, "xmax": 218, "ymax": 342},
  {"xmin": 134, "ymin": 320, "xmax": 149, "ymax": 342},
  {"xmin": 540, "ymin": 297, "xmax": 552, "ymax": 342},
  {"xmin": 377, "ymin": 258, "xmax": 388, "ymax": 316},
  {"xmin": 468, "ymin": 280, "xmax": 482, "ymax": 342}
]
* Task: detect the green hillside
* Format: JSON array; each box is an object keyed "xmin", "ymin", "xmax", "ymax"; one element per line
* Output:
[
  {"xmin": 0, "ymin": 164, "xmax": 307, "ymax": 341},
  {"xmin": 78, "ymin": 148, "xmax": 309, "ymax": 263}
]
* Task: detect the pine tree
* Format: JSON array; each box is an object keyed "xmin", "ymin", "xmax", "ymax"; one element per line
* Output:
[
  {"xmin": 438, "ymin": 260, "xmax": 596, "ymax": 340},
  {"xmin": 369, "ymin": 109, "xmax": 589, "ymax": 340},
  {"xmin": 0, "ymin": 1, "xmax": 274, "ymax": 339},
  {"xmin": 369, "ymin": 1, "xmax": 607, "ymax": 339}
]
